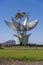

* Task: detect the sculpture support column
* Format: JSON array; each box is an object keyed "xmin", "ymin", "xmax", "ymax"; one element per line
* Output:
[{"xmin": 14, "ymin": 34, "xmax": 31, "ymax": 46}]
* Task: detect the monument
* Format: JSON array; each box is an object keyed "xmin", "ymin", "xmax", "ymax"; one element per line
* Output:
[{"xmin": 4, "ymin": 12, "xmax": 38, "ymax": 45}]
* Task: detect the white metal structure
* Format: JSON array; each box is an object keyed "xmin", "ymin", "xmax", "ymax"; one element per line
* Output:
[{"xmin": 4, "ymin": 12, "xmax": 38, "ymax": 45}]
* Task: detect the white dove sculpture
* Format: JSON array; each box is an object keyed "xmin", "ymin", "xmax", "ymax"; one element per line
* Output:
[{"xmin": 4, "ymin": 12, "xmax": 38, "ymax": 45}]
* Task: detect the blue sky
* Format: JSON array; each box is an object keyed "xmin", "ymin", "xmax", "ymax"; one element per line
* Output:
[{"xmin": 0, "ymin": 0, "xmax": 43, "ymax": 44}]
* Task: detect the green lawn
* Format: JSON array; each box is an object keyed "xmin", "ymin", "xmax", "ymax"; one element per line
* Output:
[{"xmin": 0, "ymin": 49, "xmax": 43, "ymax": 61}]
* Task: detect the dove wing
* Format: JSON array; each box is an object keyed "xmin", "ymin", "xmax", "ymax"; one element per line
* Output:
[
  {"xmin": 11, "ymin": 17, "xmax": 21, "ymax": 31},
  {"xmin": 4, "ymin": 20, "xmax": 17, "ymax": 31},
  {"xmin": 27, "ymin": 19, "xmax": 38, "ymax": 30}
]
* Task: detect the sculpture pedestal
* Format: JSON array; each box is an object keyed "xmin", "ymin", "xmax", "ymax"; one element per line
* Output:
[{"xmin": 14, "ymin": 34, "xmax": 31, "ymax": 46}]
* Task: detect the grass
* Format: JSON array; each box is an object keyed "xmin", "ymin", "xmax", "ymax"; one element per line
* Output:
[{"xmin": 0, "ymin": 49, "xmax": 43, "ymax": 61}]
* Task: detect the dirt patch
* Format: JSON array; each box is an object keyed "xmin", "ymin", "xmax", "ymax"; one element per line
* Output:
[{"xmin": 0, "ymin": 60, "xmax": 43, "ymax": 65}]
